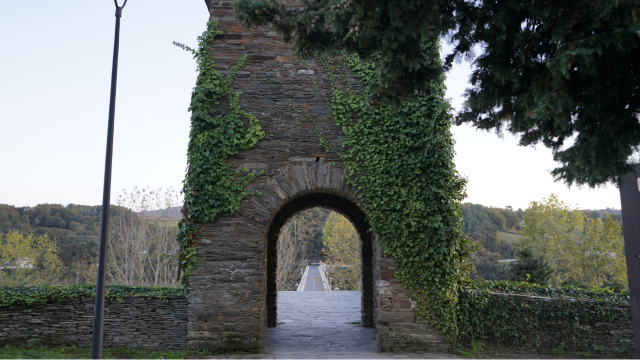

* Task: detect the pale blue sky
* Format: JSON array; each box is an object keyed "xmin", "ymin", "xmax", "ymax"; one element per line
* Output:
[{"xmin": 0, "ymin": 1, "xmax": 621, "ymax": 210}]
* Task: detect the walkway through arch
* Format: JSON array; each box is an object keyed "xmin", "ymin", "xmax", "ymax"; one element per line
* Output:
[{"xmin": 265, "ymin": 192, "xmax": 374, "ymax": 328}]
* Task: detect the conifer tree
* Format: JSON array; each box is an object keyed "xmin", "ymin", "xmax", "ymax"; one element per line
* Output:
[
  {"xmin": 452, "ymin": 0, "xmax": 640, "ymax": 187},
  {"xmin": 510, "ymin": 248, "xmax": 553, "ymax": 285}
]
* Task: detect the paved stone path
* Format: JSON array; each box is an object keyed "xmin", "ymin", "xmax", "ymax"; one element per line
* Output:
[{"xmin": 214, "ymin": 291, "xmax": 460, "ymax": 359}]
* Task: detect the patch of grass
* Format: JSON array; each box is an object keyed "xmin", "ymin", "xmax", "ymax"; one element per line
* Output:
[
  {"xmin": 0, "ymin": 345, "xmax": 191, "ymax": 359},
  {"xmin": 456, "ymin": 340, "xmax": 486, "ymax": 359},
  {"xmin": 350, "ymin": 320, "xmax": 361, "ymax": 324},
  {"xmin": 0, "ymin": 345, "xmax": 88, "ymax": 359},
  {"xmin": 106, "ymin": 347, "xmax": 189, "ymax": 359},
  {"xmin": 496, "ymin": 231, "xmax": 522, "ymax": 246}
]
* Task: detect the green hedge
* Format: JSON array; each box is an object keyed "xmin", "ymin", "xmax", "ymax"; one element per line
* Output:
[
  {"xmin": 0, "ymin": 285, "xmax": 185, "ymax": 308},
  {"xmin": 468, "ymin": 280, "xmax": 629, "ymax": 303},
  {"xmin": 454, "ymin": 280, "xmax": 630, "ymax": 351}
]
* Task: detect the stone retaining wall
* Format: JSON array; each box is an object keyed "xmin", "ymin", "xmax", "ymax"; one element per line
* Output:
[
  {"xmin": 0, "ymin": 297, "xmax": 187, "ymax": 350},
  {"xmin": 0, "ymin": 292, "xmax": 632, "ymax": 354},
  {"xmin": 484, "ymin": 292, "xmax": 634, "ymax": 354}
]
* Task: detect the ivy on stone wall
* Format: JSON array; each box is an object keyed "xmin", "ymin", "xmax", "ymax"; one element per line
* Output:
[
  {"xmin": 0, "ymin": 285, "xmax": 185, "ymax": 309},
  {"xmin": 174, "ymin": 20, "xmax": 265, "ymax": 288},
  {"xmin": 456, "ymin": 281, "xmax": 630, "ymax": 352},
  {"xmin": 306, "ymin": 50, "xmax": 473, "ymax": 341},
  {"xmin": 303, "ymin": 52, "xmax": 632, "ymax": 347}
]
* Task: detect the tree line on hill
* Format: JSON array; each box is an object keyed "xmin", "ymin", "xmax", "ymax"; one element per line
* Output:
[
  {"xmin": 463, "ymin": 197, "xmax": 626, "ymax": 291},
  {"xmin": 461, "ymin": 203, "xmax": 523, "ymax": 281},
  {"xmin": 0, "ymin": 188, "xmax": 180, "ymax": 287},
  {"xmin": 0, "ymin": 203, "xmax": 111, "ymax": 285},
  {"xmin": 1, "ymin": 191, "xmax": 626, "ymax": 292},
  {"xmin": 275, "ymin": 198, "xmax": 627, "ymax": 292}
]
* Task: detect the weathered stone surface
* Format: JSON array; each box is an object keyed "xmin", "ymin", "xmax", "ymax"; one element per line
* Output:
[
  {"xmin": 0, "ymin": 297, "xmax": 187, "ymax": 350},
  {"xmin": 186, "ymin": 0, "xmax": 443, "ymax": 353},
  {"xmin": 372, "ymin": 237, "xmax": 450, "ymax": 352},
  {"xmin": 194, "ymin": 1, "xmax": 341, "ymax": 348}
]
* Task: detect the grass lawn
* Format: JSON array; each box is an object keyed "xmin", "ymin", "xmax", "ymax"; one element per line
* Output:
[
  {"xmin": 455, "ymin": 339, "xmax": 633, "ymax": 359},
  {"xmin": 0, "ymin": 345, "xmax": 195, "ymax": 359}
]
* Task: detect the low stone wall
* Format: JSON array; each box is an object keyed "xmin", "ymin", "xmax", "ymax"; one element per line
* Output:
[
  {"xmin": 0, "ymin": 296, "xmax": 187, "ymax": 350},
  {"xmin": 483, "ymin": 292, "xmax": 633, "ymax": 354},
  {"xmin": 372, "ymin": 235, "xmax": 632, "ymax": 354},
  {"xmin": 0, "ymin": 290, "xmax": 632, "ymax": 354}
]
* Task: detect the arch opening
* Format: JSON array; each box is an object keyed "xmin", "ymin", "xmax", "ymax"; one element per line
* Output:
[{"xmin": 265, "ymin": 192, "xmax": 374, "ymax": 328}]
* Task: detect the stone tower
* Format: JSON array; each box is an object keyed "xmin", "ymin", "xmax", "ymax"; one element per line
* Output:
[{"xmin": 186, "ymin": 0, "xmax": 449, "ymax": 353}]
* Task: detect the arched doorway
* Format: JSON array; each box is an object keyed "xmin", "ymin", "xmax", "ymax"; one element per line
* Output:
[{"xmin": 264, "ymin": 192, "xmax": 374, "ymax": 328}]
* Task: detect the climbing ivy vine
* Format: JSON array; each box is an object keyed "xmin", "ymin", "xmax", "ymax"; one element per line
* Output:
[
  {"xmin": 0, "ymin": 285, "xmax": 185, "ymax": 309},
  {"xmin": 306, "ymin": 49, "xmax": 473, "ymax": 340},
  {"xmin": 305, "ymin": 52, "xmax": 631, "ymax": 348},
  {"xmin": 174, "ymin": 20, "xmax": 265, "ymax": 288}
]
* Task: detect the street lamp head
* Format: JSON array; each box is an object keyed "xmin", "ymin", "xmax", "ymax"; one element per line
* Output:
[{"xmin": 114, "ymin": 0, "xmax": 128, "ymax": 16}]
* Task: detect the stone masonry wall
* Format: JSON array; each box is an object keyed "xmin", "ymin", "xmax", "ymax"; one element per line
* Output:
[
  {"xmin": 187, "ymin": 0, "xmax": 372, "ymax": 353},
  {"xmin": 483, "ymin": 292, "xmax": 634, "ymax": 354},
  {"xmin": 373, "ymin": 239, "xmax": 450, "ymax": 352},
  {"xmin": 189, "ymin": 0, "xmax": 437, "ymax": 353},
  {"xmin": 0, "ymin": 297, "xmax": 187, "ymax": 350},
  {"xmin": 188, "ymin": 0, "xmax": 344, "ymax": 352},
  {"xmin": 0, "ymin": 292, "xmax": 630, "ymax": 354}
]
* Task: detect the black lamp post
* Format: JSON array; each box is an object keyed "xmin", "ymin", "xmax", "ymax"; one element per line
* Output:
[{"xmin": 92, "ymin": 1, "xmax": 127, "ymax": 358}]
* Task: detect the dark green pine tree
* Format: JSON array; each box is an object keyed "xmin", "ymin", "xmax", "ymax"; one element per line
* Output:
[
  {"xmin": 510, "ymin": 248, "xmax": 554, "ymax": 285},
  {"xmin": 451, "ymin": 0, "xmax": 640, "ymax": 188},
  {"xmin": 233, "ymin": 0, "xmax": 640, "ymax": 187}
]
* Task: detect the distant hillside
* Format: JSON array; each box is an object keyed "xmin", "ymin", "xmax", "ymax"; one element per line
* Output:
[
  {"xmin": 582, "ymin": 208, "xmax": 622, "ymax": 221},
  {"xmin": 0, "ymin": 203, "xmax": 133, "ymax": 281},
  {"xmin": 1, "ymin": 201, "xmax": 623, "ymax": 286},
  {"xmin": 595, "ymin": 208, "xmax": 621, "ymax": 216},
  {"xmin": 140, "ymin": 206, "xmax": 182, "ymax": 218}
]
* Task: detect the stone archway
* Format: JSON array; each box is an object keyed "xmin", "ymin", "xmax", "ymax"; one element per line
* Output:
[
  {"xmin": 264, "ymin": 185, "xmax": 374, "ymax": 329},
  {"xmin": 186, "ymin": 0, "xmax": 449, "ymax": 354}
]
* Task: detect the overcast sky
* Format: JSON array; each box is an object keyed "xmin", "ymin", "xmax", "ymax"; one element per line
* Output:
[{"xmin": 0, "ymin": 1, "xmax": 622, "ymax": 211}]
